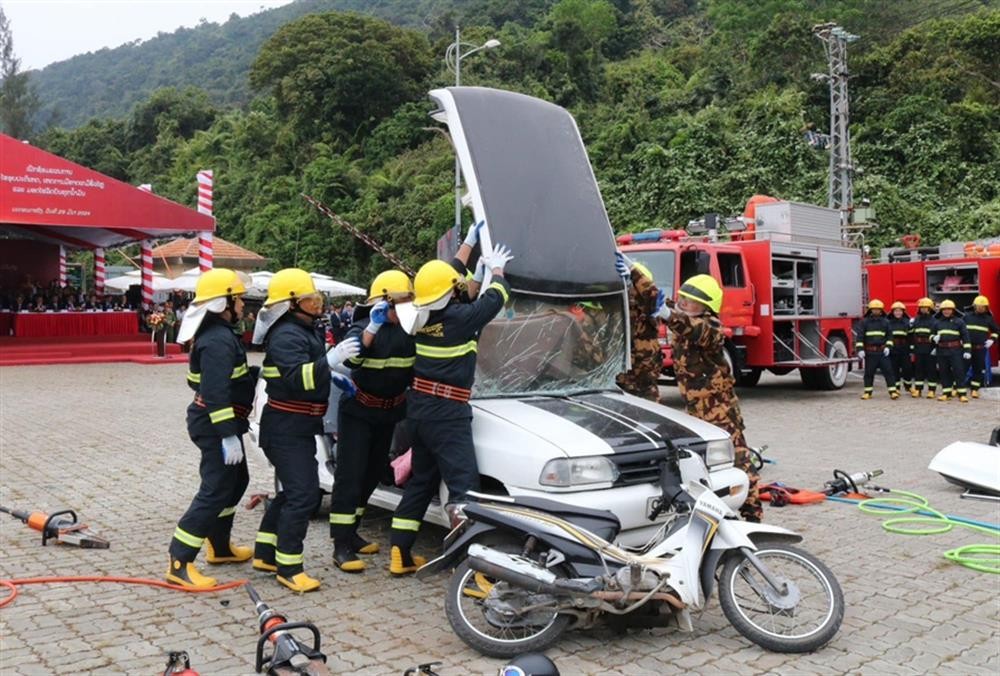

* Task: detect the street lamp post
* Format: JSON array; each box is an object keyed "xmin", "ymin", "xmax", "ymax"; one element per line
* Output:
[{"xmin": 445, "ymin": 27, "xmax": 500, "ymax": 232}]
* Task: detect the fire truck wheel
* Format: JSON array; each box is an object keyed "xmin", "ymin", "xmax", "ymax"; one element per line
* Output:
[{"xmin": 813, "ymin": 336, "xmax": 850, "ymax": 390}]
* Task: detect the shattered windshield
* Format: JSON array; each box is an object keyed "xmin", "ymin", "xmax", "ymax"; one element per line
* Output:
[{"xmin": 474, "ymin": 294, "xmax": 627, "ymax": 397}]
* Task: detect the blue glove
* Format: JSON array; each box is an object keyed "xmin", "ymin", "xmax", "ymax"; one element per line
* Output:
[
  {"xmin": 614, "ymin": 251, "xmax": 631, "ymax": 279},
  {"xmin": 463, "ymin": 220, "xmax": 485, "ymax": 248},
  {"xmin": 654, "ymin": 288, "xmax": 671, "ymax": 320},
  {"xmin": 366, "ymin": 300, "xmax": 390, "ymax": 335},
  {"xmin": 332, "ymin": 373, "xmax": 357, "ymax": 397},
  {"xmin": 221, "ymin": 436, "xmax": 244, "ymax": 465}
]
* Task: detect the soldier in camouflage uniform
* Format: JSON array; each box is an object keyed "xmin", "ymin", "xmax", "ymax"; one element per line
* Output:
[
  {"xmin": 655, "ymin": 274, "xmax": 762, "ymax": 522},
  {"xmin": 615, "ymin": 253, "xmax": 662, "ymax": 402}
]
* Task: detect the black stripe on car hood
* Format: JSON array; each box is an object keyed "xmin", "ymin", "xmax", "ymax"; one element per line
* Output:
[{"xmin": 575, "ymin": 394, "xmax": 704, "ymax": 448}]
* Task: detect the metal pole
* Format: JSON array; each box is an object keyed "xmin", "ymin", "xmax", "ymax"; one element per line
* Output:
[{"xmin": 454, "ymin": 25, "xmax": 462, "ymax": 233}]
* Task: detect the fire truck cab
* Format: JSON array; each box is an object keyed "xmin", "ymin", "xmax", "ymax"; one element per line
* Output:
[{"xmin": 619, "ymin": 200, "xmax": 862, "ymax": 390}]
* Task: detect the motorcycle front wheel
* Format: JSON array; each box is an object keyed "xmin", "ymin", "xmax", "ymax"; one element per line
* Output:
[
  {"xmin": 718, "ymin": 541, "xmax": 844, "ymax": 653},
  {"xmin": 445, "ymin": 559, "xmax": 571, "ymax": 659}
]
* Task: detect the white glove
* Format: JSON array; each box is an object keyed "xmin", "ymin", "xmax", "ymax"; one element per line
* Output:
[
  {"xmin": 963, "ymin": 352, "xmax": 971, "ymax": 360},
  {"xmin": 930, "ymin": 348, "xmax": 936, "ymax": 357},
  {"xmin": 483, "ymin": 243, "xmax": 514, "ymax": 273},
  {"xmin": 327, "ymin": 337, "xmax": 361, "ymax": 368},
  {"xmin": 472, "ymin": 257, "xmax": 486, "ymax": 284},
  {"xmin": 931, "ymin": 335, "xmax": 940, "ymax": 343},
  {"xmin": 986, "ymin": 339, "xmax": 994, "ymax": 349},
  {"xmin": 221, "ymin": 436, "xmax": 244, "ymax": 465},
  {"xmin": 857, "ymin": 350, "xmax": 865, "ymax": 360},
  {"xmin": 655, "ymin": 303, "xmax": 671, "ymax": 321},
  {"xmin": 883, "ymin": 347, "xmax": 890, "ymax": 357},
  {"xmin": 463, "ymin": 220, "xmax": 485, "ymax": 248}
]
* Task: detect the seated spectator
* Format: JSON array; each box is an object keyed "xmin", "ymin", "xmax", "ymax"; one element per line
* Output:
[{"xmin": 30, "ymin": 295, "xmax": 47, "ymax": 312}]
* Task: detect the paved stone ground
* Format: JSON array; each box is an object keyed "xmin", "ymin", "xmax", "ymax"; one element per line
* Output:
[{"xmin": 0, "ymin": 362, "xmax": 998, "ymax": 675}]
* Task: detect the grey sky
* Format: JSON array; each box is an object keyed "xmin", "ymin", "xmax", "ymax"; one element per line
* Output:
[{"xmin": 3, "ymin": 0, "xmax": 295, "ymax": 71}]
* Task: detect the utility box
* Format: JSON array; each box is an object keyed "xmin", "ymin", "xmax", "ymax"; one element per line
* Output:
[{"xmin": 755, "ymin": 202, "xmax": 842, "ymax": 245}]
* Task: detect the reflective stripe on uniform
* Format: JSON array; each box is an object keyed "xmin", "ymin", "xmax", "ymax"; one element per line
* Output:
[
  {"xmin": 329, "ymin": 513, "xmax": 356, "ymax": 525},
  {"xmin": 262, "ymin": 366, "xmax": 280, "ymax": 378},
  {"xmin": 172, "ymin": 527, "xmax": 204, "ymax": 549},
  {"xmin": 209, "ymin": 407, "xmax": 235, "ymax": 423},
  {"xmin": 938, "ymin": 329, "xmax": 959, "ymax": 336},
  {"xmin": 256, "ymin": 532, "xmax": 277, "ymax": 546},
  {"xmin": 865, "ymin": 330, "xmax": 885, "ymax": 336},
  {"xmin": 187, "ymin": 371, "xmax": 202, "ymax": 383},
  {"xmin": 913, "ymin": 328, "xmax": 931, "ymax": 333},
  {"xmin": 392, "ymin": 517, "xmax": 421, "ymax": 532},
  {"xmin": 488, "ymin": 281, "xmax": 510, "ymax": 304},
  {"xmin": 355, "ymin": 356, "xmax": 416, "ymax": 370},
  {"xmin": 275, "ymin": 551, "xmax": 304, "ymax": 565},
  {"xmin": 302, "ymin": 363, "xmax": 315, "ymax": 391},
  {"xmin": 218, "ymin": 506, "xmax": 237, "ymax": 518},
  {"xmin": 416, "ymin": 340, "xmax": 478, "ymax": 359},
  {"xmin": 355, "ymin": 507, "xmax": 365, "ymax": 517},
  {"xmin": 967, "ymin": 325, "xmax": 988, "ymax": 332},
  {"xmin": 892, "ymin": 331, "xmax": 908, "ymax": 336},
  {"xmin": 231, "ymin": 364, "xmax": 249, "ymax": 379}
]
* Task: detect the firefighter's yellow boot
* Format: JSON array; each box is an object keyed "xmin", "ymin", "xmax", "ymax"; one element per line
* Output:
[
  {"xmin": 252, "ymin": 559, "xmax": 277, "ymax": 573},
  {"xmin": 971, "ymin": 390, "xmax": 980, "ymax": 399},
  {"xmin": 959, "ymin": 394, "xmax": 969, "ymax": 403},
  {"xmin": 926, "ymin": 390, "xmax": 936, "ymax": 399},
  {"xmin": 389, "ymin": 546, "xmax": 426, "ymax": 576},
  {"xmin": 333, "ymin": 542, "xmax": 366, "ymax": 573},
  {"xmin": 910, "ymin": 388, "xmax": 919, "ymax": 398},
  {"xmin": 206, "ymin": 541, "xmax": 253, "ymax": 564},
  {"xmin": 860, "ymin": 392, "xmax": 872, "ymax": 400},
  {"xmin": 890, "ymin": 391, "xmax": 900, "ymax": 400},
  {"xmin": 937, "ymin": 394, "xmax": 949, "ymax": 402},
  {"xmin": 166, "ymin": 557, "xmax": 217, "ymax": 589},
  {"xmin": 351, "ymin": 532, "xmax": 380, "ymax": 555},
  {"xmin": 277, "ymin": 572, "xmax": 321, "ymax": 593}
]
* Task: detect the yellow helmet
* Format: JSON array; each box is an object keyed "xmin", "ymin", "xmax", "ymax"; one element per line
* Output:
[
  {"xmin": 868, "ymin": 299, "xmax": 885, "ymax": 311},
  {"xmin": 973, "ymin": 295, "xmax": 989, "ymax": 307},
  {"xmin": 917, "ymin": 297, "xmax": 934, "ymax": 309},
  {"xmin": 678, "ymin": 274, "xmax": 723, "ymax": 314},
  {"xmin": 632, "ymin": 261, "xmax": 653, "ymax": 281},
  {"xmin": 368, "ymin": 269, "xmax": 414, "ymax": 304},
  {"xmin": 265, "ymin": 268, "xmax": 317, "ymax": 307},
  {"xmin": 891, "ymin": 301, "xmax": 906, "ymax": 311},
  {"xmin": 939, "ymin": 299, "xmax": 956, "ymax": 310},
  {"xmin": 413, "ymin": 260, "xmax": 462, "ymax": 308},
  {"xmin": 193, "ymin": 268, "xmax": 246, "ymax": 304}
]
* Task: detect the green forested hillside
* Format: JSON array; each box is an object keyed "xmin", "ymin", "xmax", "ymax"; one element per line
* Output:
[{"xmin": 30, "ymin": 0, "xmax": 1000, "ymax": 287}]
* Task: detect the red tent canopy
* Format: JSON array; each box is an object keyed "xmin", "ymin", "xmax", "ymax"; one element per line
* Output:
[{"xmin": 0, "ymin": 133, "xmax": 214, "ymax": 250}]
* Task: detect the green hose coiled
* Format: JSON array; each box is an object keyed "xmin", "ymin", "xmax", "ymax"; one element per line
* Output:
[{"xmin": 846, "ymin": 490, "xmax": 1000, "ymax": 574}]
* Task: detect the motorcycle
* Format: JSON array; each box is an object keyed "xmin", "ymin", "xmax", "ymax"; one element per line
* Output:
[{"xmin": 418, "ymin": 442, "xmax": 844, "ymax": 658}]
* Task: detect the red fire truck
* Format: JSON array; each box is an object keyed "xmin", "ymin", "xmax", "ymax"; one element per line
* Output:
[
  {"xmin": 619, "ymin": 198, "xmax": 862, "ymax": 389},
  {"xmin": 866, "ymin": 240, "xmax": 1000, "ymax": 367}
]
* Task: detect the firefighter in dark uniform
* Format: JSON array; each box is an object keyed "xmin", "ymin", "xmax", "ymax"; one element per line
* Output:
[
  {"xmin": 887, "ymin": 301, "xmax": 913, "ymax": 393},
  {"xmin": 910, "ymin": 297, "xmax": 938, "ymax": 398},
  {"xmin": 614, "ymin": 252, "xmax": 662, "ymax": 402},
  {"xmin": 855, "ymin": 299, "xmax": 899, "ymax": 400},
  {"xmin": 933, "ymin": 299, "xmax": 971, "ymax": 402},
  {"xmin": 388, "ymin": 243, "xmax": 513, "ymax": 575},
  {"xmin": 329, "ymin": 270, "xmax": 415, "ymax": 573},
  {"xmin": 965, "ymin": 295, "xmax": 998, "ymax": 398},
  {"xmin": 166, "ymin": 269, "xmax": 255, "ymax": 589},
  {"xmin": 252, "ymin": 269, "xmax": 361, "ymax": 592},
  {"xmin": 654, "ymin": 274, "xmax": 761, "ymax": 523}
]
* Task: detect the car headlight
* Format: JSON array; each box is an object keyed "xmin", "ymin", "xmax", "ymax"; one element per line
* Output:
[
  {"xmin": 705, "ymin": 439, "xmax": 735, "ymax": 467},
  {"xmin": 539, "ymin": 456, "xmax": 619, "ymax": 487}
]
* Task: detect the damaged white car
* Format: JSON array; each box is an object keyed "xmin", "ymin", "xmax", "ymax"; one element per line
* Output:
[{"xmin": 247, "ymin": 86, "xmax": 747, "ymax": 547}]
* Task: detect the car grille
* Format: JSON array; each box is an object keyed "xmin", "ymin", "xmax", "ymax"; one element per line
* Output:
[{"xmin": 608, "ymin": 441, "xmax": 707, "ymax": 487}]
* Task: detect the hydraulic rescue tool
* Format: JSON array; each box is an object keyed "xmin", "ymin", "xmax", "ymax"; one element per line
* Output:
[
  {"xmin": 163, "ymin": 651, "xmax": 199, "ymax": 676},
  {"xmin": 0, "ymin": 505, "xmax": 109, "ymax": 548},
  {"xmin": 824, "ymin": 469, "xmax": 884, "ymax": 496},
  {"xmin": 245, "ymin": 583, "xmax": 329, "ymax": 675}
]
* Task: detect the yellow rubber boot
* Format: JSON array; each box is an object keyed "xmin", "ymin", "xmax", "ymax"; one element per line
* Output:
[
  {"xmin": 252, "ymin": 559, "xmax": 277, "ymax": 573},
  {"xmin": 860, "ymin": 392, "xmax": 872, "ymax": 400},
  {"xmin": 971, "ymin": 390, "xmax": 979, "ymax": 399},
  {"xmin": 389, "ymin": 546, "xmax": 426, "ymax": 576},
  {"xmin": 959, "ymin": 395, "xmax": 969, "ymax": 403},
  {"xmin": 333, "ymin": 543, "xmax": 366, "ymax": 573},
  {"xmin": 890, "ymin": 391, "xmax": 900, "ymax": 400},
  {"xmin": 206, "ymin": 541, "xmax": 253, "ymax": 564},
  {"xmin": 925, "ymin": 391, "xmax": 936, "ymax": 399},
  {"xmin": 277, "ymin": 572, "xmax": 321, "ymax": 593},
  {"xmin": 937, "ymin": 394, "xmax": 949, "ymax": 401},
  {"xmin": 166, "ymin": 557, "xmax": 217, "ymax": 589},
  {"xmin": 910, "ymin": 388, "xmax": 919, "ymax": 398}
]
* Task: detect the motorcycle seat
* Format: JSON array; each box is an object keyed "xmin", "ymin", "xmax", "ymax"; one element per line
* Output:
[{"xmin": 505, "ymin": 496, "xmax": 622, "ymax": 542}]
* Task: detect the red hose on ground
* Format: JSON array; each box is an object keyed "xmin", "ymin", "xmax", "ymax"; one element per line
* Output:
[{"xmin": 0, "ymin": 576, "xmax": 246, "ymax": 609}]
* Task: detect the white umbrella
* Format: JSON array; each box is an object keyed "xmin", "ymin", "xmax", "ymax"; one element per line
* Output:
[
  {"xmin": 164, "ymin": 267, "xmax": 202, "ymax": 292},
  {"xmin": 103, "ymin": 270, "xmax": 177, "ymax": 292},
  {"xmin": 247, "ymin": 271, "xmax": 363, "ymax": 298}
]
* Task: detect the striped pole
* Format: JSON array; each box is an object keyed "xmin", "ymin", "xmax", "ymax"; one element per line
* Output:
[
  {"xmin": 137, "ymin": 183, "xmax": 154, "ymax": 308},
  {"xmin": 58, "ymin": 246, "xmax": 67, "ymax": 287},
  {"xmin": 197, "ymin": 170, "xmax": 214, "ymax": 272},
  {"xmin": 94, "ymin": 247, "xmax": 106, "ymax": 295}
]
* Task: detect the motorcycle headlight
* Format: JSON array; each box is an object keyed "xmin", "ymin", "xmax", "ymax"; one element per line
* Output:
[
  {"xmin": 539, "ymin": 456, "xmax": 619, "ymax": 487},
  {"xmin": 705, "ymin": 439, "xmax": 735, "ymax": 467}
]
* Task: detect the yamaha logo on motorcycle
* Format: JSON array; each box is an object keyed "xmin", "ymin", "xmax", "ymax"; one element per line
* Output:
[{"xmin": 420, "ymin": 445, "xmax": 844, "ymax": 658}]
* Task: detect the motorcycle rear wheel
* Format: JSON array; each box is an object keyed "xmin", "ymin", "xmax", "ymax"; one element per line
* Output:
[
  {"xmin": 718, "ymin": 541, "xmax": 844, "ymax": 653},
  {"xmin": 445, "ymin": 559, "xmax": 571, "ymax": 658}
]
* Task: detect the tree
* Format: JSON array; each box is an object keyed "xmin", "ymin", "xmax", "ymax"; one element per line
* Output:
[
  {"xmin": 250, "ymin": 13, "xmax": 434, "ymax": 144},
  {"xmin": 0, "ymin": 7, "xmax": 39, "ymax": 139}
]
